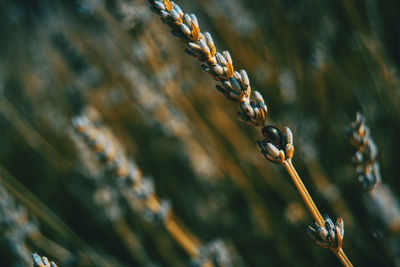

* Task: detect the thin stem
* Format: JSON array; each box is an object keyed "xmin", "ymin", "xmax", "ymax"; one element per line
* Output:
[
  {"xmin": 338, "ymin": 249, "xmax": 353, "ymax": 267},
  {"xmin": 283, "ymin": 160, "xmax": 353, "ymax": 267},
  {"xmin": 283, "ymin": 160, "xmax": 324, "ymax": 226}
]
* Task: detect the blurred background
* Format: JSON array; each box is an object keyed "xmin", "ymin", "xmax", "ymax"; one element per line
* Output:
[{"xmin": 0, "ymin": 0, "xmax": 400, "ymax": 266}]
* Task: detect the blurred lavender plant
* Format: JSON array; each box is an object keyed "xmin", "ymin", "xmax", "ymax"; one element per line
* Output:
[
  {"xmin": 346, "ymin": 112, "xmax": 381, "ymax": 190},
  {"xmin": 72, "ymin": 106, "xmax": 233, "ymax": 264},
  {"xmin": 190, "ymin": 239, "xmax": 233, "ymax": 267},
  {"xmin": 366, "ymin": 184, "xmax": 400, "ymax": 233},
  {"xmin": 0, "ymin": 183, "xmax": 39, "ymax": 265}
]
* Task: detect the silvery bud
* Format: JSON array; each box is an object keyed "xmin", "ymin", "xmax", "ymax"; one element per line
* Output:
[
  {"xmin": 306, "ymin": 215, "xmax": 344, "ymax": 252},
  {"xmin": 256, "ymin": 126, "xmax": 294, "ymax": 164}
]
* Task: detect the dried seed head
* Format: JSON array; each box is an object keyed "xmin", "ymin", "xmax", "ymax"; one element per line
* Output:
[
  {"xmin": 180, "ymin": 23, "xmax": 191, "ymax": 37},
  {"xmin": 161, "ymin": 0, "xmax": 172, "ymax": 11},
  {"xmin": 212, "ymin": 64, "xmax": 224, "ymax": 77},
  {"xmin": 266, "ymin": 143, "xmax": 285, "ymax": 164},
  {"xmin": 265, "ymin": 142, "xmax": 280, "ymax": 158},
  {"xmin": 262, "ymin": 126, "xmax": 284, "ymax": 149},
  {"xmin": 237, "ymin": 91, "xmax": 268, "ymax": 126},
  {"xmin": 204, "ymin": 32, "xmax": 216, "ymax": 57},
  {"xmin": 254, "ymin": 91, "xmax": 266, "ymax": 109},
  {"xmin": 149, "ymin": 0, "xmax": 274, "ymax": 130},
  {"xmin": 233, "ymin": 70, "xmax": 241, "ymax": 81},
  {"xmin": 222, "ymin": 51, "xmax": 234, "ymax": 78},
  {"xmin": 325, "ymin": 217, "xmax": 336, "ymax": 241},
  {"xmin": 198, "ymin": 38, "xmax": 211, "ymax": 59},
  {"xmin": 153, "ymin": 1, "xmax": 166, "ymax": 11},
  {"xmin": 173, "ymin": 4, "xmax": 183, "ymax": 17},
  {"xmin": 258, "ymin": 125, "xmax": 294, "ymax": 163},
  {"xmin": 188, "ymin": 42, "xmax": 201, "ymax": 52},
  {"xmin": 284, "ymin": 127, "xmax": 294, "ymax": 160},
  {"xmin": 223, "ymin": 51, "xmax": 232, "ymax": 64},
  {"xmin": 256, "ymin": 139, "xmax": 285, "ymax": 164},
  {"xmin": 160, "ymin": 10, "xmax": 169, "ymax": 21},
  {"xmin": 189, "ymin": 14, "xmax": 200, "ymax": 41},
  {"xmin": 216, "ymin": 85, "xmax": 239, "ymax": 102},
  {"xmin": 229, "ymin": 77, "xmax": 242, "ymax": 94},
  {"xmin": 336, "ymin": 218, "xmax": 344, "ymax": 238},
  {"xmin": 240, "ymin": 69, "xmax": 251, "ymax": 99},
  {"xmin": 183, "ymin": 13, "xmax": 192, "ymax": 27},
  {"xmin": 190, "ymin": 14, "xmax": 198, "ymax": 28},
  {"xmin": 239, "ymin": 102, "xmax": 255, "ymax": 118},
  {"xmin": 215, "ymin": 52, "xmax": 227, "ymax": 65},
  {"xmin": 170, "ymin": 9, "xmax": 180, "ymax": 22},
  {"xmin": 307, "ymin": 216, "xmax": 345, "ymax": 252}
]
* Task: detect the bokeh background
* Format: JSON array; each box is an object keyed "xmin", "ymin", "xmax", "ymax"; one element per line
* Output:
[{"xmin": 1, "ymin": 0, "xmax": 400, "ymax": 266}]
